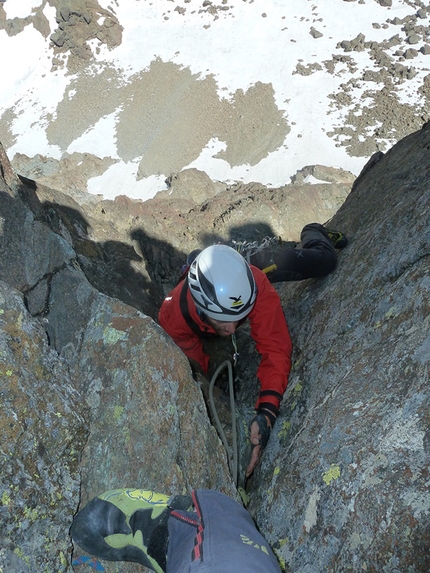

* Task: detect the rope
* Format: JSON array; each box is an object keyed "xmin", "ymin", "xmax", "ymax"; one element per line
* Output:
[
  {"xmin": 208, "ymin": 360, "xmax": 238, "ymax": 487},
  {"xmin": 231, "ymin": 236, "xmax": 282, "ymax": 263}
]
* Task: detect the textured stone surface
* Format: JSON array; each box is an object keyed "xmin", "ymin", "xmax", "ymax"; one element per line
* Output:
[
  {"xmin": 1, "ymin": 116, "xmax": 429, "ymax": 572},
  {"xmin": 50, "ymin": 0, "xmax": 123, "ymax": 59},
  {"xmin": 71, "ymin": 296, "xmax": 235, "ymax": 500},
  {"xmin": 247, "ymin": 124, "xmax": 430, "ymax": 572},
  {"xmin": 0, "ymin": 184, "xmax": 76, "ymax": 294},
  {"xmin": 15, "ymin": 177, "xmax": 163, "ymax": 320},
  {"xmin": 0, "ymin": 281, "xmax": 89, "ymax": 573},
  {"xmin": 0, "ymin": 147, "xmax": 236, "ymax": 573},
  {"xmin": 162, "ymin": 167, "xmax": 227, "ymax": 203}
]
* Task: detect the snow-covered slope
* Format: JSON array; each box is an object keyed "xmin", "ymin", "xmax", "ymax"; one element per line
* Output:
[{"xmin": 0, "ymin": 0, "xmax": 429, "ymax": 200}]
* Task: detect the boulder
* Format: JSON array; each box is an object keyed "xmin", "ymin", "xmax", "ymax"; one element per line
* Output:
[
  {"xmin": 163, "ymin": 167, "xmax": 226, "ymax": 203},
  {"xmin": 290, "ymin": 165, "xmax": 356, "ymax": 185},
  {"xmin": 69, "ymin": 296, "xmax": 235, "ymax": 501}
]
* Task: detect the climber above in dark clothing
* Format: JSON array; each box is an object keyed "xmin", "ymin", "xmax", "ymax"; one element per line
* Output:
[
  {"xmin": 71, "ymin": 487, "xmax": 282, "ymax": 572},
  {"xmin": 158, "ymin": 223, "xmax": 347, "ymax": 477},
  {"xmin": 181, "ymin": 223, "xmax": 347, "ymax": 284}
]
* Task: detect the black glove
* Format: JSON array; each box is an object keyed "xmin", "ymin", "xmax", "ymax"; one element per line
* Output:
[{"xmin": 249, "ymin": 412, "xmax": 272, "ymax": 450}]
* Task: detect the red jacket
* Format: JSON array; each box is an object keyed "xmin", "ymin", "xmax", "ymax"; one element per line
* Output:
[{"xmin": 158, "ymin": 266, "xmax": 292, "ymax": 413}]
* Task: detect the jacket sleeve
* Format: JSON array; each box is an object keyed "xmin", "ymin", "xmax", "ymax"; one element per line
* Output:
[
  {"xmin": 158, "ymin": 292, "xmax": 210, "ymax": 374},
  {"xmin": 248, "ymin": 268, "xmax": 292, "ymax": 415}
]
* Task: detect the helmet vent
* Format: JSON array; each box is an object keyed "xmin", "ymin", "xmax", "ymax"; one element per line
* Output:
[{"xmin": 199, "ymin": 271, "xmax": 217, "ymax": 303}]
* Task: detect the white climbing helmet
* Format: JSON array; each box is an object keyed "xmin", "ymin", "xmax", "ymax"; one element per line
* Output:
[{"xmin": 188, "ymin": 244, "xmax": 257, "ymax": 321}]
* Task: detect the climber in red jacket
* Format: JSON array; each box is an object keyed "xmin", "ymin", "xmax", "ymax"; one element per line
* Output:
[{"xmin": 158, "ymin": 223, "xmax": 347, "ymax": 477}]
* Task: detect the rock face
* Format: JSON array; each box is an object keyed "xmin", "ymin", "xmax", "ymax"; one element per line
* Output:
[
  {"xmin": 0, "ymin": 161, "xmax": 89, "ymax": 573},
  {"xmin": 0, "ymin": 280, "xmax": 89, "ymax": 573},
  {"xmin": 0, "ymin": 118, "xmax": 429, "ymax": 573},
  {"xmin": 51, "ymin": 0, "xmax": 123, "ymax": 60},
  {"xmin": 0, "ymin": 147, "xmax": 236, "ymax": 573},
  {"xmin": 247, "ymin": 126, "xmax": 430, "ymax": 572}
]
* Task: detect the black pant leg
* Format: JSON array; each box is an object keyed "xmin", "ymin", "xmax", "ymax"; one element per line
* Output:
[{"xmin": 252, "ymin": 223, "xmax": 338, "ymax": 283}]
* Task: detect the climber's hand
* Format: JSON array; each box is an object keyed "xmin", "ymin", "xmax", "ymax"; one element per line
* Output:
[{"xmin": 246, "ymin": 413, "xmax": 272, "ymax": 478}]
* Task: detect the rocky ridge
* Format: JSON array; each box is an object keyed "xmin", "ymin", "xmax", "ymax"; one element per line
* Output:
[
  {"xmin": 0, "ymin": 1, "xmax": 429, "ymax": 571},
  {"xmin": 12, "ymin": 163, "xmax": 354, "ymax": 320},
  {"xmin": 0, "ymin": 119, "xmax": 429, "ymax": 572}
]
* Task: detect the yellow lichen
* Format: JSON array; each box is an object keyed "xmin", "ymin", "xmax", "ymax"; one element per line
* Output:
[
  {"xmin": 293, "ymin": 382, "xmax": 303, "ymax": 394},
  {"xmin": 384, "ymin": 306, "xmax": 399, "ymax": 319},
  {"xmin": 103, "ymin": 326, "xmax": 127, "ymax": 345},
  {"xmin": 23, "ymin": 507, "xmax": 39, "ymax": 521},
  {"xmin": 276, "ymin": 554, "xmax": 287, "ymax": 571},
  {"xmin": 322, "ymin": 464, "xmax": 341, "ymax": 485},
  {"xmin": 59, "ymin": 551, "xmax": 68, "ymax": 567},
  {"xmin": 123, "ymin": 426, "xmax": 131, "ymax": 444},
  {"xmin": 114, "ymin": 405, "xmax": 124, "ymax": 420},
  {"xmin": 13, "ymin": 547, "xmax": 30, "ymax": 565},
  {"xmin": 278, "ymin": 420, "xmax": 291, "ymax": 439}
]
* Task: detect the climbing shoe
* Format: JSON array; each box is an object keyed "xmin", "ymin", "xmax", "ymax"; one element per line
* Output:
[
  {"xmin": 71, "ymin": 488, "xmax": 193, "ymax": 573},
  {"xmin": 324, "ymin": 227, "xmax": 348, "ymax": 249}
]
